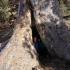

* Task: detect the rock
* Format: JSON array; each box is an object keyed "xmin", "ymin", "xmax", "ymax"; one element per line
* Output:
[
  {"xmin": 0, "ymin": 1, "xmax": 39, "ymax": 70},
  {"xmin": 30, "ymin": 0, "xmax": 70, "ymax": 61}
]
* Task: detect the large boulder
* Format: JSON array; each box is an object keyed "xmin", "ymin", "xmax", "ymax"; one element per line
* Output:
[
  {"xmin": 0, "ymin": 1, "xmax": 39, "ymax": 70},
  {"xmin": 30, "ymin": 0, "xmax": 70, "ymax": 61}
]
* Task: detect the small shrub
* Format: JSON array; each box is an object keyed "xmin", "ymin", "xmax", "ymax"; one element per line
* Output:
[{"xmin": 59, "ymin": 4, "xmax": 70, "ymax": 16}]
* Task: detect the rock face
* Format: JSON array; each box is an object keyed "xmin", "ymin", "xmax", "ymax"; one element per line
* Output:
[
  {"xmin": 0, "ymin": 1, "xmax": 39, "ymax": 70},
  {"xmin": 0, "ymin": 0, "xmax": 70, "ymax": 69},
  {"xmin": 30, "ymin": 0, "xmax": 70, "ymax": 61}
]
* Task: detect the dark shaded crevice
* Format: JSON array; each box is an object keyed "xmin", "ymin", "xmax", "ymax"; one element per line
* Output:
[
  {"xmin": 28, "ymin": 1, "xmax": 41, "ymax": 40},
  {"xmin": 28, "ymin": 1, "xmax": 50, "ymax": 63},
  {"xmin": 27, "ymin": 1, "xmax": 66, "ymax": 65}
]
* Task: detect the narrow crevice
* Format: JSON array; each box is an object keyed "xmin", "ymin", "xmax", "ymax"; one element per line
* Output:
[
  {"xmin": 28, "ymin": 1, "xmax": 50, "ymax": 64},
  {"xmin": 28, "ymin": 1, "xmax": 63, "ymax": 65}
]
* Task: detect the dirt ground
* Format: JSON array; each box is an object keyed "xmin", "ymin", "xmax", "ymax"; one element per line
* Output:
[{"xmin": 41, "ymin": 58, "xmax": 70, "ymax": 70}]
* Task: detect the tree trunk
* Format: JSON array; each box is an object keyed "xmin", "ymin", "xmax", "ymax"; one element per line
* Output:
[
  {"xmin": 0, "ymin": 0, "xmax": 39, "ymax": 70},
  {"xmin": 30, "ymin": 0, "xmax": 70, "ymax": 60}
]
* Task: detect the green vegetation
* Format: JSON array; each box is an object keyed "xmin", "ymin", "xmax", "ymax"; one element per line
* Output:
[
  {"xmin": 59, "ymin": 4, "xmax": 70, "ymax": 16},
  {"xmin": 0, "ymin": 0, "xmax": 10, "ymax": 22}
]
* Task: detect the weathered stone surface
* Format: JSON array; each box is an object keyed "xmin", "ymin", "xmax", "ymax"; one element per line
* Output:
[
  {"xmin": 0, "ymin": 1, "xmax": 39, "ymax": 70},
  {"xmin": 30, "ymin": 0, "xmax": 70, "ymax": 60}
]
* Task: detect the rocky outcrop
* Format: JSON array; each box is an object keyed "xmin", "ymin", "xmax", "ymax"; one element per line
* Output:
[
  {"xmin": 0, "ymin": 1, "xmax": 39, "ymax": 70},
  {"xmin": 30, "ymin": 0, "xmax": 70, "ymax": 61}
]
